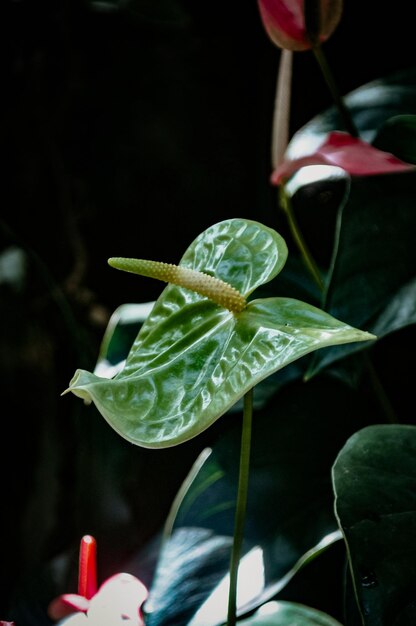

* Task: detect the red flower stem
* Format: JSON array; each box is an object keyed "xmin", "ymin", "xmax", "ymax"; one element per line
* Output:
[{"xmin": 78, "ymin": 535, "xmax": 98, "ymax": 599}]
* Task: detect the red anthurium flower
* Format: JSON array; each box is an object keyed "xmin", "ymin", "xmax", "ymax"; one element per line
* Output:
[
  {"xmin": 257, "ymin": 0, "xmax": 343, "ymax": 51},
  {"xmin": 271, "ymin": 131, "xmax": 416, "ymax": 184},
  {"xmin": 48, "ymin": 536, "xmax": 148, "ymax": 626}
]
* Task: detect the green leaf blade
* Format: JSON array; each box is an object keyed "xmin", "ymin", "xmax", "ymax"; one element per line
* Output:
[
  {"xmin": 67, "ymin": 296, "xmax": 374, "ymax": 448},
  {"xmin": 179, "ymin": 218, "xmax": 289, "ymax": 296},
  {"xmin": 66, "ymin": 219, "xmax": 374, "ymax": 448},
  {"xmin": 332, "ymin": 424, "xmax": 416, "ymax": 625}
]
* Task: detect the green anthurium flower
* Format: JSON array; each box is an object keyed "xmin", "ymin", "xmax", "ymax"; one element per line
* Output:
[{"xmin": 65, "ymin": 219, "xmax": 375, "ymax": 448}]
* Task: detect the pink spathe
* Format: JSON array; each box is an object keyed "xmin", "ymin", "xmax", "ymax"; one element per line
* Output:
[
  {"xmin": 271, "ymin": 131, "xmax": 415, "ymax": 183},
  {"xmin": 257, "ymin": 0, "xmax": 343, "ymax": 51}
]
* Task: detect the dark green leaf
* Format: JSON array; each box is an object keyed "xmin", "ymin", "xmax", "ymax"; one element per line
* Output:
[
  {"xmin": 332, "ymin": 424, "xmax": 416, "ymax": 626},
  {"xmin": 306, "ymin": 172, "xmax": 416, "ymax": 378},
  {"xmin": 237, "ymin": 601, "xmax": 343, "ymax": 625},
  {"xmin": 373, "ymin": 115, "xmax": 416, "ymax": 164}
]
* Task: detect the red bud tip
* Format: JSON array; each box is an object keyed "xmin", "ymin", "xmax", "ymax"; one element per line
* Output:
[{"xmin": 78, "ymin": 535, "xmax": 98, "ymax": 599}]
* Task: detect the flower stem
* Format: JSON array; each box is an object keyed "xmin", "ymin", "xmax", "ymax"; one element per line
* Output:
[
  {"xmin": 227, "ymin": 388, "xmax": 253, "ymax": 626},
  {"xmin": 312, "ymin": 44, "xmax": 358, "ymax": 137},
  {"xmin": 272, "ymin": 49, "xmax": 293, "ymax": 169},
  {"xmin": 279, "ymin": 187, "xmax": 325, "ymax": 292}
]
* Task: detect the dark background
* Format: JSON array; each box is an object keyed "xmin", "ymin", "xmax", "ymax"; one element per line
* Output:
[{"xmin": 1, "ymin": 0, "xmax": 414, "ymax": 621}]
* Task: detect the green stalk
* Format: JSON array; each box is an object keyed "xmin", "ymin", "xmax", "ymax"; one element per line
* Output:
[
  {"xmin": 272, "ymin": 49, "xmax": 293, "ymax": 169},
  {"xmin": 279, "ymin": 187, "xmax": 325, "ymax": 292},
  {"xmin": 227, "ymin": 388, "xmax": 253, "ymax": 626},
  {"xmin": 312, "ymin": 44, "xmax": 358, "ymax": 137}
]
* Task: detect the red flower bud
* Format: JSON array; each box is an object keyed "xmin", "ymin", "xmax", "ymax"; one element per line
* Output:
[{"xmin": 257, "ymin": 0, "xmax": 343, "ymax": 51}]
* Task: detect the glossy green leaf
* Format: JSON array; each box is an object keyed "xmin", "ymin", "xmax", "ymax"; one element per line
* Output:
[
  {"xmin": 66, "ymin": 219, "xmax": 374, "ymax": 448},
  {"xmin": 237, "ymin": 601, "xmax": 343, "ymax": 626},
  {"xmin": 332, "ymin": 424, "xmax": 416, "ymax": 626},
  {"xmin": 94, "ymin": 254, "xmax": 321, "ymax": 414}
]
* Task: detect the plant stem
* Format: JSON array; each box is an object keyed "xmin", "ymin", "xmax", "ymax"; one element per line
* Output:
[
  {"xmin": 227, "ymin": 388, "xmax": 253, "ymax": 626},
  {"xmin": 279, "ymin": 187, "xmax": 325, "ymax": 292},
  {"xmin": 312, "ymin": 44, "xmax": 358, "ymax": 137},
  {"xmin": 272, "ymin": 49, "xmax": 293, "ymax": 169}
]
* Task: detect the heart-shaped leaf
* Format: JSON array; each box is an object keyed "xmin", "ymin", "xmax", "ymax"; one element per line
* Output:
[
  {"xmin": 332, "ymin": 424, "xmax": 416, "ymax": 626},
  {"xmin": 65, "ymin": 219, "xmax": 374, "ymax": 448}
]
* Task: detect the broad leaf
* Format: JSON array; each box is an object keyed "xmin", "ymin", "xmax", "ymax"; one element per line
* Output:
[
  {"xmin": 332, "ymin": 424, "xmax": 416, "ymax": 626},
  {"xmin": 66, "ymin": 219, "xmax": 374, "ymax": 448},
  {"xmin": 237, "ymin": 601, "xmax": 343, "ymax": 625},
  {"xmin": 306, "ymin": 172, "xmax": 416, "ymax": 377},
  {"xmin": 93, "ymin": 258, "xmax": 320, "ymax": 411}
]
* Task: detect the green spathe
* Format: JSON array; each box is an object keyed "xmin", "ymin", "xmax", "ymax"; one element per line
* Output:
[{"xmin": 65, "ymin": 219, "xmax": 375, "ymax": 448}]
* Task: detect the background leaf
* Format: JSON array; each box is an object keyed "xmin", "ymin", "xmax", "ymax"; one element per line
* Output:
[
  {"xmin": 373, "ymin": 114, "xmax": 416, "ymax": 164},
  {"xmin": 306, "ymin": 171, "xmax": 416, "ymax": 378},
  {"xmin": 332, "ymin": 424, "xmax": 416, "ymax": 626},
  {"xmin": 237, "ymin": 601, "xmax": 343, "ymax": 626},
  {"xmin": 286, "ymin": 68, "xmax": 416, "ymax": 159}
]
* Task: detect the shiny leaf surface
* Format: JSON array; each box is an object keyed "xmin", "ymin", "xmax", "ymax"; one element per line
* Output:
[
  {"xmin": 332, "ymin": 425, "xmax": 416, "ymax": 626},
  {"xmin": 66, "ymin": 219, "xmax": 374, "ymax": 448}
]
